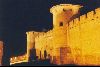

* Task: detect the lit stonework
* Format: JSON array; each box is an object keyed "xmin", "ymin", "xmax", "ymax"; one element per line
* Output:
[
  {"xmin": 50, "ymin": 4, "xmax": 82, "ymax": 65},
  {"xmin": 26, "ymin": 31, "xmax": 38, "ymax": 61},
  {"xmin": 50, "ymin": 4, "xmax": 82, "ymax": 28},
  {"xmin": 0, "ymin": 41, "xmax": 3, "ymax": 66},
  {"xmin": 10, "ymin": 4, "xmax": 100, "ymax": 66}
]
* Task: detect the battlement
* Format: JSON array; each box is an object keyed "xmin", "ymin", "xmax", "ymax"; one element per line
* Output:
[
  {"xmin": 68, "ymin": 7, "xmax": 100, "ymax": 29},
  {"xmin": 35, "ymin": 30, "xmax": 53, "ymax": 39},
  {"xmin": 50, "ymin": 4, "xmax": 82, "ymax": 15},
  {"xmin": 26, "ymin": 31, "xmax": 34, "ymax": 35},
  {"xmin": 87, "ymin": 11, "xmax": 94, "ymax": 19},
  {"xmin": 95, "ymin": 8, "xmax": 100, "ymax": 14},
  {"xmin": 10, "ymin": 5, "xmax": 100, "ymax": 65},
  {"xmin": 26, "ymin": 31, "xmax": 39, "ymax": 36},
  {"xmin": 95, "ymin": 8, "xmax": 100, "ymax": 18}
]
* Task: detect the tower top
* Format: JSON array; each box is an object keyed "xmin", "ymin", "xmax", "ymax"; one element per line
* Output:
[{"xmin": 50, "ymin": 4, "xmax": 83, "ymax": 15}]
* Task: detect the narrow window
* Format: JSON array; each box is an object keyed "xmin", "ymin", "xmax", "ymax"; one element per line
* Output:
[
  {"xmin": 63, "ymin": 9, "xmax": 66, "ymax": 12},
  {"xmin": 60, "ymin": 22, "xmax": 63, "ymax": 26}
]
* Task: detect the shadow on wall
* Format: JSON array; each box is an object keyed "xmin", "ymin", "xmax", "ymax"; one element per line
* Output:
[{"xmin": 29, "ymin": 48, "xmax": 36, "ymax": 62}]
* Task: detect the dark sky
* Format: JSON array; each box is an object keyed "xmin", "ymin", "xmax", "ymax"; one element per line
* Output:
[{"xmin": 0, "ymin": 0, "xmax": 100, "ymax": 57}]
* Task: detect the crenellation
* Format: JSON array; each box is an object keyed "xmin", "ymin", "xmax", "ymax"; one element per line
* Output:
[
  {"xmin": 73, "ymin": 18, "xmax": 79, "ymax": 27},
  {"xmin": 80, "ymin": 14, "xmax": 87, "ymax": 21},
  {"xmin": 87, "ymin": 11, "xmax": 94, "ymax": 19},
  {"xmin": 94, "ymin": 8, "xmax": 100, "ymax": 18},
  {"xmin": 95, "ymin": 8, "xmax": 100, "ymax": 15},
  {"xmin": 10, "ymin": 4, "xmax": 100, "ymax": 65}
]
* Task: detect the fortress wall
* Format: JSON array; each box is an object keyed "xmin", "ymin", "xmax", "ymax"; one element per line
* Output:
[
  {"xmin": 52, "ymin": 28, "xmax": 68, "ymax": 64},
  {"xmin": 68, "ymin": 8, "xmax": 100, "ymax": 65},
  {"xmin": 35, "ymin": 33, "xmax": 45, "ymax": 59},
  {"xmin": 26, "ymin": 31, "xmax": 39, "ymax": 61},
  {"xmin": 68, "ymin": 18, "xmax": 81, "ymax": 64},
  {"xmin": 80, "ymin": 11, "xmax": 95, "ymax": 55},
  {"xmin": 80, "ymin": 9, "xmax": 100, "ymax": 65},
  {"xmin": 50, "ymin": 4, "xmax": 82, "ymax": 65},
  {"xmin": 10, "ymin": 7, "xmax": 100, "ymax": 65},
  {"xmin": 35, "ymin": 30, "xmax": 53, "ymax": 60},
  {"xmin": 35, "ymin": 36, "xmax": 41, "ymax": 59},
  {"xmin": 46, "ymin": 30, "xmax": 53, "ymax": 58},
  {"xmin": 0, "ymin": 41, "xmax": 3, "ymax": 66}
]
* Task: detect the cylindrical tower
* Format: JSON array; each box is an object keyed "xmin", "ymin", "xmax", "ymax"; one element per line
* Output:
[
  {"xmin": 50, "ymin": 4, "xmax": 82, "ymax": 28},
  {"xmin": 26, "ymin": 31, "xmax": 38, "ymax": 61},
  {"xmin": 50, "ymin": 4, "xmax": 82, "ymax": 65}
]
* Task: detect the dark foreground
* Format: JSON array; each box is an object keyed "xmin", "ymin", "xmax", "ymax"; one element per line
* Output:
[{"xmin": 11, "ymin": 59, "xmax": 77, "ymax": 66}]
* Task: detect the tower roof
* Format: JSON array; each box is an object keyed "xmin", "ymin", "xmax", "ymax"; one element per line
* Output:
[{"xmin": 50, "ymin": 4, "xmax": 83, "ymax": 15}]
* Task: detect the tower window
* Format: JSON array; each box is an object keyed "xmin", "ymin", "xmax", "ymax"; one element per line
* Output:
[
  {"xmin": 63, "ymin": 9, "xmax": 72, "ymax": 12},
  {"xmin": 60, "ymin": 22, "xmax": 63, "ymax": 26},
  {"xmin": 63, "ymin": 9, "xmax": 66, "ymax": 12}
]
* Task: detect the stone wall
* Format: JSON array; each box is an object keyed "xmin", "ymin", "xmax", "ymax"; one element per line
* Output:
[
  {"xmin": 10, "ymin": 4, "xmax": 100, "ymax": 66},
  {"xmin": 35, "ymin": 7, "xmax": 100, "ymax": 65},
  {"xmin": 0, "ymin": 41, "xmax": 3, "ymax": 66},
  {"xmin": 67, "ymin": 8, "xmax": 100, "ymax": 65}
]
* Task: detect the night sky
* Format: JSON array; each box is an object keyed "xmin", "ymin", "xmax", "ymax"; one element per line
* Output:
[{"xmin": 0, "ymin": 0, "xmax": 99, "ymax": 65}]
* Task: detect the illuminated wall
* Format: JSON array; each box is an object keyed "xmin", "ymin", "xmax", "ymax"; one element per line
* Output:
[
  {"xmin": 35, "ymin": 30, "xmax": 53, "ymax": 60},
  {"xmin": 0, "ymin": 41, "xmax": 3, "ymax": 66},
  {"xmin": 10, "ymin": 4, "xmax": 100, "ymax": 66},
  {"xmin": 50, "ymin": 4, "xmax": 82, "ymax": 65},
  {"xmin": 68, "ymin": 8, "xmax": 100, "ymax": 65},
  {"xmin": 26, "ymin": 31, "xmax": 39, "ymax": 61},
  {"xmin": 10, "ymin": 31, "xmax": 39, "ymax": 65},
  {"xmin": 35, "ymin": 6, "xmax": 100, "ymax": 65}
]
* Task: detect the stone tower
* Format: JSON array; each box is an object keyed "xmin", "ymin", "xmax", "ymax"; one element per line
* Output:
[
  {"xmin": 50, "ymin": 4, "xmax": 82, "ymax": 65},
  {"xmin": 26, "ymin": 31, "xmax": 38, "ymax": 61},
  {"xmin": 0, "ymin": 41, "xmax": 3, "ymax": 66}
]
